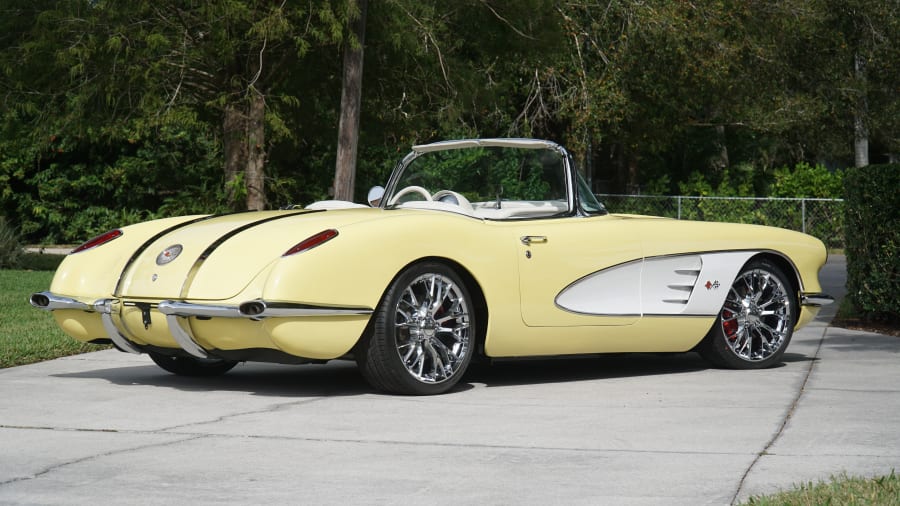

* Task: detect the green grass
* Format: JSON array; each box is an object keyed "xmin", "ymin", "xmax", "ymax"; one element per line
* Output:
[
  {"xmin": 0, "ymin": 269, "xmax": 108, "ymax": 368},
  {"xmin": 742, "ymin": 472, "xmax": 900, "ymax": 505}
]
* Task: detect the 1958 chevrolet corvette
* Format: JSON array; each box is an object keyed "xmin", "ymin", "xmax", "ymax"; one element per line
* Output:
[{"xmin": 31, "ymin": 138, "xmax": 832, "ymax": 394}]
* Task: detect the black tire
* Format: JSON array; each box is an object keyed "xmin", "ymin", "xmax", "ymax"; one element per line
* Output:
[
  {"xmin": 148, "ymin": 351, "xmax": 238, "ymax": 377},
  {"xmin": 698, "ymin": 259, "xmax": 797, "ymax": 369},
  {"xmin": 356, "ymin": 262, "xmax": 476, "ymax": 395}
]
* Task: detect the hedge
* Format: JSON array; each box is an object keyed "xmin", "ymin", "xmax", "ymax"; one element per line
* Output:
[
  {"xmin": 844, "ymin": 164, "xmax": 900, "ymax": 323},
  {"xmin": 0, "ymin": 217, "xmax": 23, "ymax": 269}
]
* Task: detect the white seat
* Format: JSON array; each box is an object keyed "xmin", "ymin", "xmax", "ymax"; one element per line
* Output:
[{"xmin": 471, "ymin": 201, "xmax": 568, "ymax": 219}]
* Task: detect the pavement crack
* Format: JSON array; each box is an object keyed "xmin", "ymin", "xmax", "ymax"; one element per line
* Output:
[
  {"xmin": 729, "ymin": 325, "xmax": 829, "ymax": 505},
  {"xmin": 157, "ymin": 397, "xmax": 327, "ymax": 432},
  {"xmin": 0, "ymin": 434, "xmax": 204, "ymax": 487},
  {"xmin": 0, "ymin": 424, "xmax": 120, "ymax": 433}
]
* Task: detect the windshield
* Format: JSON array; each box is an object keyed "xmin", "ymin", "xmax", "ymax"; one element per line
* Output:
[
  {"xmin": 386, "ymin": 146, "xmax": 571, "ymax": 219},
  {"xmin": 381, "ymin": 141, "xmax": 607, "ymax": 219}
]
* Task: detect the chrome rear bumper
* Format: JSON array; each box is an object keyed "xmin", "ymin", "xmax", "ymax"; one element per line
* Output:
[
  {"xmin": 30, "ymin": 291, "xmax": 373, "ymax": 360},
  {"xmin": 29, "ymin": 292, "xmax": 142, "ymax": 354}
]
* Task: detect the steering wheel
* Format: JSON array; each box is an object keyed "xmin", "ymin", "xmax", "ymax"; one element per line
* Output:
[
  {"xmin": 389, "ymin": 185, "xmax": 433, "ymax": 205},
  {"xmin": 432, "ymin": 190, "xmax": 475, "ymax": 213}
]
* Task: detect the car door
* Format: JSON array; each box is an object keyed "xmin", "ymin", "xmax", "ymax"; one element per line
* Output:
[{"xmin": 513, "ymin": 216, "xmax": 644, "ymax": 327}]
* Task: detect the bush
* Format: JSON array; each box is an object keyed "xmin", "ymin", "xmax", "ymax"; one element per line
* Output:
[
  {"xmin": 0, "ymin": 122, "xmax": 225, "ymax": 244},
  {"xmin": 0, "ymin": 216, "xmax": 23, "ymax": 268},
  {"xmin": 19, "ymin": 252, "xmax": 65, "ymax": 271},
  {"xmin": 770, "ymin": 162, "xmax": 844, "ymax": 198},
  {"xmin": 844, "ymin": 164, "xmax": 900, "ymax": 323}
]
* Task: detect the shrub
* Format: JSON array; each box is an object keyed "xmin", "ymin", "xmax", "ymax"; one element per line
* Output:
[
  {"xmin": 844, "ymin": 164, "xmax": 899, "ymax": 323},
  {"xmin": 0, "ymin": 216, "xmax": 23, "ymax": 268},
  {"xmin": 770, "ymin": 162, "xmax": 844, "ymax": 198}
]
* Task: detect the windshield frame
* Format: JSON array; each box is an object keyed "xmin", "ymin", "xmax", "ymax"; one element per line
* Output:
[{"xmin": 381, "ymin": 138, "xmax": 606, "ymax": 219}]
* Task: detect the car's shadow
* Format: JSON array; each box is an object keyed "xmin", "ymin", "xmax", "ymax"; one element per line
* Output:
[
  {"xmin": 56, "ymin": 360, "xmax": 370, "ymax": 398},
  {"xmin": 466, "ymin": 351, "xmax": 814, "ymax": 388},
  {"xmin": 55, "ymin": 351, "xmax": 818, "ymax": 397}
]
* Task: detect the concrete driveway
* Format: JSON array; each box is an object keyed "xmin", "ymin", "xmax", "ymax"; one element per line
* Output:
[{"xmin": 2, "ymin": 255, "xmax": 898, "ymax": 505}]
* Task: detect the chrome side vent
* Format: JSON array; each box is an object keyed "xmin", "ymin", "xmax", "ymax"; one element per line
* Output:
[
  {"xmin": 641, "ymin": 255, "xmax": 703, "ymax": 314},
  {"xmin": 662, "ymin": 283, "xmax": 694, "ymax": 305}
]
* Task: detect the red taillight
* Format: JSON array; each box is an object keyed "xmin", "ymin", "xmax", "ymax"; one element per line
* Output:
[
  {"xmin": 71, "ymin": 229, "xmax": 123, "ymax": 254},
  {"xmin": 283, "ymin": 229, "xmax": 339, "ymax": 257}
]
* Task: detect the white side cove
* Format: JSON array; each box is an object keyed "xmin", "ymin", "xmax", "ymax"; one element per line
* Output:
[{"xmin": 556, "ymin": 251, "xmax": 758, "ymax": 316}]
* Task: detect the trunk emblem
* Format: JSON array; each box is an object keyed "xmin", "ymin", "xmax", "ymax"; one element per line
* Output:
[{"xmin": 156, "ymin": 244, "xmax": 183, "ymax": 265}]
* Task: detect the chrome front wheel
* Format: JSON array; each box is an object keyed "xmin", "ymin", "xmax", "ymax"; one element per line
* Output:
[
  {"xmin": 357, "ymin": 262, "xmax": 475, "ymax": 395},
  {"xmin": 699, "ymin": 259, "xmax": 796, "ymax": 369}
]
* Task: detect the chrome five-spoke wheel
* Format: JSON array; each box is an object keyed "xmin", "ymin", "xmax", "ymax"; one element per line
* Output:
[
  {"xmin": 356, "ymin": 262, "xmax": 476, "ymax": 394},
  {"xmin": 699, "ymin": 259, "xmax": 797, "ymax": 369}
]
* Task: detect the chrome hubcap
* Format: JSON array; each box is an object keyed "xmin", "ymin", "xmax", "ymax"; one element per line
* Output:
[
  {"xmin": 720, "ymin": 268, "xmax": 791, "ymax": 362},
  {"xmin": 394, "ymin": 273, "xmax": 470, "ymax": 384}
]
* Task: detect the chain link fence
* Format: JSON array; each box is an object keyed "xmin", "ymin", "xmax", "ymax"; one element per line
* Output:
[{"xmin": 598, "ymin": 194, "xmax": 845, "ymax": 249}]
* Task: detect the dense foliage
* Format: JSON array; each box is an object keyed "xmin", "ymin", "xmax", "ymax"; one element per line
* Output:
[
  {"xmin": 0, "ymin": 1, "xmax": 897, "ymax": 243},
  {"xmin": 0, "ymin": 217, "xmax": 23, "ymax": 268},
  {"xmin": 844, "ymin": 164, "xmax": 899, "ymax": 323}
]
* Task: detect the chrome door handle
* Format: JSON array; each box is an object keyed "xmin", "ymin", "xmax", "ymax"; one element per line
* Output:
[{"xmin": 520, "ymin": 236, "xmax": 548, "ymax": 246}]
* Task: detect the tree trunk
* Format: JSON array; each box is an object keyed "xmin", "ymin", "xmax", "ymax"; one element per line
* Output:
[
  {"xmin": 853, "ymin": 53, "xmax": 869, "ymax": 168},
  {"xmin": 333, "ymin": 0, "xmax": 367, "ymax": 202},
  {"xmin": 713, "ymin": 124, "xmax": 729, "ymax": 171},
  {"xmin": 613, "ymin": 143, "xmax": 626, "ymax": 193},
  {"xmin": 627, "ymin": 152, "xmax": 640, "ymax": 194},
  {"xmin": 223, "ymin": 104, "xmax": 247, "ymax": 209},
  {"xmin": 245, "ymin": 91, "xmax": 266, "ymax": 210}
]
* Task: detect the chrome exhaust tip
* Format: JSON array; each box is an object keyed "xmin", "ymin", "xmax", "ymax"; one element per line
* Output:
[
  {"xmin": 30, "ymin": 293, "xmax": 50, "ymax": 308},
  {"xmin": 239, "ymin": 300, "xmax": 267, "ymax": 317}
]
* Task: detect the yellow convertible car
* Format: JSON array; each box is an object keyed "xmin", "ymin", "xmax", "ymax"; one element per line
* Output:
[{"xmin": 31, "ymin": 139, "xmax": 832, "ymax": 394}]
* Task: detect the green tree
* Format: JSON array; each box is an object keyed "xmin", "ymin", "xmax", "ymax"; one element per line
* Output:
[{"xmin": 3, "ymin": 1, "xmax": 353, "ymax": 211}]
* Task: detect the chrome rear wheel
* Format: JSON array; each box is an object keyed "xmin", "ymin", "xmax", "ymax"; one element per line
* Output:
[
  {"xmin": 394, "ymin": 273, "xmax": 471, "ymax": 384},
  {"xmin": 357, "ymin": 262, "xmax": 475, "ymax": 395}
]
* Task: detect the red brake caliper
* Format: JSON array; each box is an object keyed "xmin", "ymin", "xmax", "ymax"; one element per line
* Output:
[{"xmin": 722, "ymin": 309, "xmax": 738, "ymax": 339}]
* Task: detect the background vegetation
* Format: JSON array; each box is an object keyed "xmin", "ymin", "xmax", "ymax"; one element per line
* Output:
[
  {"xmin": 743, "ymin": 472, "xmax": 900, "ymax": 505},
  {"xmin": 1, "ymin": 1, "xmax": 896, "ymax": 244},
  {"xmin": 844, "ymin": 164, "xmax": 899, "ymax": 324},
  {"xmin": 0, "ymin": 269, "xmax": 106, "ymax": 368}
]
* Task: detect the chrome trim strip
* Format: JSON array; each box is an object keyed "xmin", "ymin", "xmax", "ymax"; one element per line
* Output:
[
  {"xmin": 94, "ymin": 299, "xmax": 143, "ymax": 354},
  {"xmin": 157, "ymin": 299, "xmax": 374, "ymax": 318},
  {"xmin": 158, "ymin": 300, "xmax": 241, "ymax": 318},
  {"xmin": 251, "ymin": 301, "xmax": 374, "ymax": 317},
  {"xmin": 164, "ymin": 314, "xmax": 209, "ymax": 358},
  {"xmin": 801, "ymin": 293, "xmax": 834, "ymax": 307}
]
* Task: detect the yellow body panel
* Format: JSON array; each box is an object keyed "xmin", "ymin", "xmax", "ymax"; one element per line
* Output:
[
  {"xmin": 53, "ymin": 310, "xmax": 106, "ymax": 342},
  {"xmin": 50, "ymin": 216, "xmax": 205, "ymax": 301},
  {"xmin": 485, "ymin": 316, "xmax": 716, "ymax": 357},
  {"xmin": 43, "ymin": 205, "xmax": 828, "ymax": 362},
  {"xmin": 510, "ymin": 217, "xmax": 642, "ymax": 326}
]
